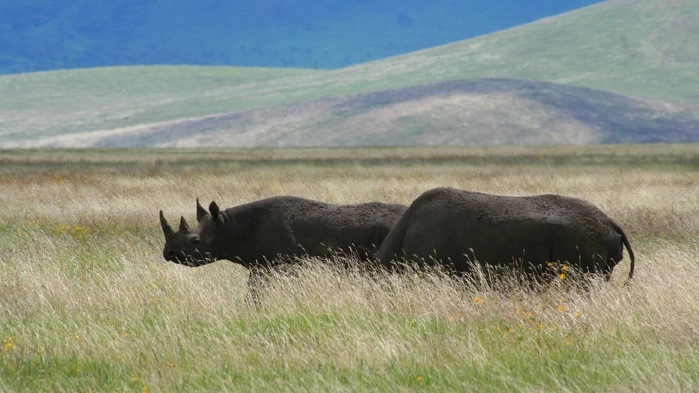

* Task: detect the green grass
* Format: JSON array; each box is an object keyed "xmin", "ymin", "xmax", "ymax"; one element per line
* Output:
[
  {"xmin": 5, "ymin": 310, "xmax": 697, "ymax": 391},
  {"xmin": 1, "ymin": 145, "xmax": 698, "ymax": 391}
]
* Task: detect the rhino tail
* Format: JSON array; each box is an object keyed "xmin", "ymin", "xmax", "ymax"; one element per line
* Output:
[{"xmin": 613, "ymin": 222, "xmax": 635, "ymax": 281}]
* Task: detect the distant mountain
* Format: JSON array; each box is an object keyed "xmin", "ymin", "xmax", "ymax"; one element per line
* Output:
[
  {"xmin": 19, "ymin": 79, "xmax": 696, "ymax": 148},
  {"xmin": 0, "ymin": 0, "xmax": 601, "ymax": 74},
  {"xmin": 0, "ymin": 0, "xmax": 697, "ymax": 148}
]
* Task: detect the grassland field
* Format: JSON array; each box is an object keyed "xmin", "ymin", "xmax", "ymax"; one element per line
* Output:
[{"xmin": 1, "ymin": 145, "xmax": 698, "ymax": 392}]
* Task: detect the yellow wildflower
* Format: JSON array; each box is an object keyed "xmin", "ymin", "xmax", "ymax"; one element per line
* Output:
[
  {"xmin": 473, "ymin": 296, "xmax": 483, "ymax": 305},
  {"xmin": 55, "ymin": 225, "xmax": 90, "ymax": 239},
  {"xmin": 416, "ymin": 375, "xmax": 424, "ymax": 383},
  {"xmin": 3, "ymin": 337, "xmax": 13, "ymax": 351}
]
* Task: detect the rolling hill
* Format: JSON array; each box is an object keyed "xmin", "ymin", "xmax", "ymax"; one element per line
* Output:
[
  {"xmin": 1, "ymin": 0, "xmax": 697, "ymax": 148},
  {"xmin": 13, "ymin": 79, "xmax": 697, "ymax": 148}
]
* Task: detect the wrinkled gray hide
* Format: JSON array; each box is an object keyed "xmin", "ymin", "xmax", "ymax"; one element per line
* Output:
[
  {"xmin": 376, "ymin": 187, "xmax": 634, "ymax": 282},
  {"xmin": 160, "ymin": 196, "xmax": 407, "ymax": 300}
]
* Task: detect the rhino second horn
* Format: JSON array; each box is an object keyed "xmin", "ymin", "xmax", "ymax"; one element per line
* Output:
[
  {"xmin": 179, "ymin": 216, "xmax": 190, "ymax": 232},
  {"xmin": 160, "ymin": 211, "xmax": 174, "ymax": 236}
]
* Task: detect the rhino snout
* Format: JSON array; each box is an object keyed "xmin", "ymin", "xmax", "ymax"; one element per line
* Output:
[{"xmin": 163, "ymin": 248, "xmax": 184, "ymax": 262}]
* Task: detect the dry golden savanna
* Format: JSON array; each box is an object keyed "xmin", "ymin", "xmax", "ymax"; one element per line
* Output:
[{"xmin": 1, "ymin": 145, "xmax": 697, "ymax": 392}]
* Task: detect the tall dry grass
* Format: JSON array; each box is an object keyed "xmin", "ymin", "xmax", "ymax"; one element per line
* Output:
[{"xmin": 1, "ymin": 145, "xmax": 698, "ymax": 392}]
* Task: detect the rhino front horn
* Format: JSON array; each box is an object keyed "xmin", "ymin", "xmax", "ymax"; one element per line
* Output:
[{"xmin": 159, "ymin": 211, "xmax": 174, "ymax": 237}]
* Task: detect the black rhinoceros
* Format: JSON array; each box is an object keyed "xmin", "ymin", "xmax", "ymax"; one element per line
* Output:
[
  {"xmin": 376, "ymin": 187, "xmax": 635, "ymax": 282},
  {"xmin": 160, "ymin": 196, "xmax": 407, "ymax": 298}
]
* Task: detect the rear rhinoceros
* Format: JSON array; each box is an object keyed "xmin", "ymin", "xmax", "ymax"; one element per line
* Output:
[
  {"xmin": 159, "ymin": 196, "xmax": 407, "ymax": 298},
  {"xmin": 376, "ymin": 187, "xmax": 635, "ymax": 283}
]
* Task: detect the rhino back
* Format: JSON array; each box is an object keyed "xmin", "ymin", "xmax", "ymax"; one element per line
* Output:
[
  {"xmin": 378, "ymin": 187, "xmax": 623, "ymax": 272},
  {"xmin": 225, "ymin": 196, "xmax": 406, "ymax": 262},
  {"xmin": 285, "ymin": 200, "xmax": 406, "ymax": 257}
]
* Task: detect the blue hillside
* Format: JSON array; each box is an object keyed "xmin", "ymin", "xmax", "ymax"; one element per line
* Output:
[{"xmin": 0, "ymin": 0, "xmax": 601, "ymax": 74}]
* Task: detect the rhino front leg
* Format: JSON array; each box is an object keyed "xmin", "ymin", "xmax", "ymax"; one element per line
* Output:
[{"xmin": 243, "ymin": 267, "xmax": 269, "ymax": 309}]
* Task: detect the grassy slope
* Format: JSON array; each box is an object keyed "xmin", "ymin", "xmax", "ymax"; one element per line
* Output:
[
  {"xmin": 0, "ymin": 66, "xmax": 320, "ymax": 141},
  {"xmin": 345, "ymin": 0, "xmax": 699, "ymax": 102},
  {"xmin": 51, "ymin": 79, "xmax": 694, "ymax": 148},
  {"xmin": 1, "ymin": 0, "xmax": 697, "ymax": 146},
  {"xmin": 1, "ymin": 146, "xmax": 698, "ymax": 391}
]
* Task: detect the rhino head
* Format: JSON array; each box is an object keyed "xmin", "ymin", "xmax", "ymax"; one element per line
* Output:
[{"xmin": 159, "ymin": 199, "xmax": 228, "ymax": 267}]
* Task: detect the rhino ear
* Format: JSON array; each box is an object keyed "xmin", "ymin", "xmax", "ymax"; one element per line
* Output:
[
  {"xmin": 209, "ymin": 201, "xmax": 220, "ymax": 218},
  {"xmin": 209, "ymin": 201, "xmax": 224, "ymax": 224},
  {"xmin": 160, "ymin": 211, "xmax": 173, "ymax": 237},
  {"xmin": 196, "ymin": 198, "xmax": 208, "ymax": 222},
  {"xmin": 179, "ymin": 216, "xmax": 190, "ymax": 232}
]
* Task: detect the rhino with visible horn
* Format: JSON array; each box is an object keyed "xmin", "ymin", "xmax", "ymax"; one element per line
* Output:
[
  {"xmin": 160, "ymin": 196, "xmax": 407, "ymax": 299},
  {"xmin": 376, "ymin": 187, "xmax": 635, "ymax": 283}
]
